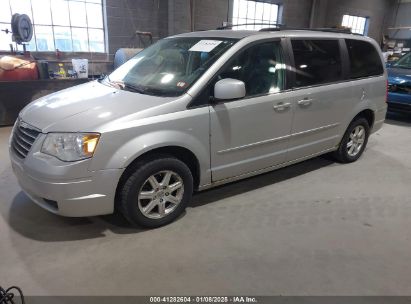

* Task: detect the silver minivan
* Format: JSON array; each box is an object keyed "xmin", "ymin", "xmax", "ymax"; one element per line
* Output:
[{"xmin": 9, "ymin": 29, "xmax": 387, "ymax": 227}]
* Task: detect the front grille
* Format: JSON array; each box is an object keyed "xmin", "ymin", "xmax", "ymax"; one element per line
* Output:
[{"xmin": 11, "ymin": 120, "xmax": 41, "ymax": 159}]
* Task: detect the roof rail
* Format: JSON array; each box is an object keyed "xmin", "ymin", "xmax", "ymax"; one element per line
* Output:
[
  {"xmin": 217, "ymin": 22, "xmax": 283, "ymax": 30},
  {"xmin": 259, "ymin": 27, "xmax": 356, "ymax": 34},
  {"xmin": 216, "ymin": 24, "xmax": 358, "ymax": 35}
]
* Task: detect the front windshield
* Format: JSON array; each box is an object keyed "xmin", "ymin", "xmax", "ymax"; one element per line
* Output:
[
  {"xmin": 393, "ymin": 52, "xmax": 411, "ymax": 69},
  {"xmin": 107, "ymin": 37, "xmax": 238, "ymax": 96}
]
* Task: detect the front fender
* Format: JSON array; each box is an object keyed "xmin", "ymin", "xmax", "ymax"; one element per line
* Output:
[{"xmin": 88, "ymin": 107, "xmax": 211, "ymax": 186}]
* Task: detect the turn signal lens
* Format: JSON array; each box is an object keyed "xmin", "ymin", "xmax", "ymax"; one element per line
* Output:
[{"xmin": 82, "ymin": 134, "xmax": 99, "ymax": 154}]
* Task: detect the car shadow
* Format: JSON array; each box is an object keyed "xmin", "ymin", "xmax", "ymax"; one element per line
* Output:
[
  {"xmin": 7, "ymin": 191, "xmax": 146, "ymax": 242},
  {"xmin": 7, "ymin": 156, "xmax": 335, "ymax": 242},
  {"xmin": 190, "ymin": 156, "xmax": 334, "ymax": 208}
]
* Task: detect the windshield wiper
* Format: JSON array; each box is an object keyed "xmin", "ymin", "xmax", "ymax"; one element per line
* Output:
[
  {"xmin": 122, "ymin": 83, "xmax": 172, "ymax": 96},
  {"xmin": 100, "ymin": 75, "xmax": 122, "ymax": 89},
  {"xmin": 103, "ymin": 78, "xmax": 168, "ymax": 96},
  {"xmin": 122, "ymin": 83, "xmax": 149, "ymax": 95},
  {"xmin": 103, "ymin": 78, "xmax": 144, "ymax": 93}
]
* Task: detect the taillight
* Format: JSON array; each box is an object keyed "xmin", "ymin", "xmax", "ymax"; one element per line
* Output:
[{"xmin": 386, "ymin": 80, "xmax": 388, "ymax": 103}]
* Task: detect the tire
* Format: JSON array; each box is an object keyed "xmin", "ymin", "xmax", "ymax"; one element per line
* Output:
[
  {"xmin": 118, "ymin": 156, "xmax": 193, "ymax": 228},
  {"xmin": 333, "ymin": 117, "xmax": 370, "ymax": 163}
]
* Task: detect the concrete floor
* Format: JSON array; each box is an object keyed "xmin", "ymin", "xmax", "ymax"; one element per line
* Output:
[{"xmin": 0, "ymin": 113, "xmax": 410, "ymax": 296}]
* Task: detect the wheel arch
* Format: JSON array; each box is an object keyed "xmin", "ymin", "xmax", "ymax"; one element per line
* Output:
[
  {"xmin": 354, "ymin": 109, "xmax": 375, "ymax": 129},
  {"xmin": 115, "ymin": 145, "xmax": 202, "ymax": 209},
  {"xmin": 335, "ymin": 107, "xmax": 375, "ymax": 149}
]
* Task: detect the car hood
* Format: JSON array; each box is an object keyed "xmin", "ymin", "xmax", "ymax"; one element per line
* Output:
[
  {"xmin": 387, "ymin": 67, "xmax": 411, "ymax": 84},
  {"xmin": 20, "ymin": 81, "xmax": 183, "ymax": 132}
]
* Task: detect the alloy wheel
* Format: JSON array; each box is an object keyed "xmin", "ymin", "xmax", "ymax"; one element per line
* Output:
[
  {"xmin": 347, "ymin": 125, "xmax": 366, "ymax": 157},
  {"xmin": 138, "ymin": 170, "xmax": 184, "ymax": 219}
]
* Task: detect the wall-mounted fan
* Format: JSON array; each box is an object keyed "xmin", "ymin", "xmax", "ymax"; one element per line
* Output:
[
  {"xmin": 11, "ymin": 13, "xmax": 33, "ymax": 45},
  {"xmin": 1, "ymin": 13, "xmax": 33, "ymax": 52}
]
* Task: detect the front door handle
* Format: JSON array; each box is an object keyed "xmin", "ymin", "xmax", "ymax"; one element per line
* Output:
[
  {"xmin": 297, "ymin": 98, "xmax": 313, "ymax": 107},
  {"xmin": 273, "ymin": 102, "xmax": 291, "ymax": 112}
]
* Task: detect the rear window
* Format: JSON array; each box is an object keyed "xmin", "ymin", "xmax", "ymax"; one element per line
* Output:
[
  {"xmin": 346, "ymin": 39, "xmax": 383, "ymax": 79},
  {"xmin": 291, "ymin": 39, "xmax": 342, "ymax": 87}
]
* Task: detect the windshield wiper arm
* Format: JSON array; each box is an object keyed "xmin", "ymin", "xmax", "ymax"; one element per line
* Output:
[
  {"xmin": 104, "ymin": 79, "xmax": 163, "ymax": 96},
  {"xmin": 100, "ymin": 75, "xmax": 124, "ymax": 89},
  {"xmin": 122, "ymin": 83, "xmax": 148, "ymax": 95},
  {"xmin": 104, "ymin": 78, "xmax": 149, "ymax": 95}
]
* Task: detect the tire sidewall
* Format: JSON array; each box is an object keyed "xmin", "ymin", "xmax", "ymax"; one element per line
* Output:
[
  {"xmin": 122, "ymin": 158, "xmax": 193, "ymax": 228},
  {"xmin": 339, "ymin": 118, "xmax": 370, "ymax": 162}
]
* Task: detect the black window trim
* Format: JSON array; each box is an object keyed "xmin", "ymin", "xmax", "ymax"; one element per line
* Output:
[
  {"xmin": 187, "ymin": 37, "xmax": 292, "ymax": 109},
  {"xmin": 287, "ymin": 37, "xmax": 348, "ymax": 91},
  {"xmin": 286, "ymin": 37, "xmax": 384, "ymax": 91}
]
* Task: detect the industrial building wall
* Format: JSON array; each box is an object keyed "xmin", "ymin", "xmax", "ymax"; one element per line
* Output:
[
  {"xmin": 105, "ymin": 0, "xmax": 316, "ymax": 51},
  {"xmin": 105, "ymin": 0, "xmax": 168, "ymax": 60},
  {"xmin": 319, "ymin": 0, "xmax": 394, "ymax": 42},
  {"xmin": 168, "ymin": 0, "xmax": 192, "ymax": 35},
  {"xmin": 194, "ymin": 0, "xmax": 230, "ymax": 31},
  {"xmin": 104, "ymin": 0, "xmax": 394, "ymax": 51},
  {"xmin": 281, "ymin": 0, "xmax": 313, "ymax": 28},
  {"xmin": 102, "ymin": 0, "xmax": 395, "ymax": 70},
  {"xmin": 386, "ymin": 1, "xmax": 411, "ymax": 40}
]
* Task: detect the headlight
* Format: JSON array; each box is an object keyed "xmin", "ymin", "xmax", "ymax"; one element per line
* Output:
[{"xmin": 41, "ymin": 133, "xmax": 100, "ymax": 162}]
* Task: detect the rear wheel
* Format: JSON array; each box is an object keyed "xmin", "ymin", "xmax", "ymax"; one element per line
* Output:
[
  {"xmin": 119, "ymin": 157, "xmax": 193, "ymax": 228},
  {"xmin": 333, "ymin": 117, "xmax": 370, "ymax": 163}
]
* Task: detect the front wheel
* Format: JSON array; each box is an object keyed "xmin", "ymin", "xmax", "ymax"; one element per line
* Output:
[
  {"xmin": 119, "ymin": 157, "xmax": 193, "ymax": 228},
  {"xmin": 333, "ymin": 117, "xmax": 370, "ymax": 163}
]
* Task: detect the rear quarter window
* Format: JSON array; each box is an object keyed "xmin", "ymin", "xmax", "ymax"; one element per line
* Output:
[{"xmin": 346, "ymin": 39, "xmax": 383, "ymax": 79}]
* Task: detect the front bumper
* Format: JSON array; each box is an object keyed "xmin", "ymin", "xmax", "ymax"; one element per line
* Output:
[{"xmin": 9, "ymin": 134, "xmax": 123, "ymax": 217}]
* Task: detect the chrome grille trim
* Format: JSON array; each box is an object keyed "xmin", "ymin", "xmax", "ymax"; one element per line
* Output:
[
  {"xmin": 18, "ymin": 127, "xmax": 38, "ymax": 139},
  {"xmin": 11, "ymin": 120, "xmax": 41, "ymax": 159},
  {"xmin": 14, "ymin": 137, "xmax": 30, "ymax": 152}
]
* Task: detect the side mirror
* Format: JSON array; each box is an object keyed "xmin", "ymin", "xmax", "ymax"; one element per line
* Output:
[
  {"xmin": 386, "ymin": 62, "xmax": 393, "ymax": 68},
  {"xmin": 214, "ymin": 78, "xmax": 246, "ymax": 101}
]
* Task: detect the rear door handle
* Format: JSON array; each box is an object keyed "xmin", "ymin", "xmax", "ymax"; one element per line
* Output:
[
  {"xmin": 273, "ymin": 102, "xmax": 291, "ymax": 112},
  {"xmin": 297, "ymin": 98, "xmax": 313, "ymax": 107}
]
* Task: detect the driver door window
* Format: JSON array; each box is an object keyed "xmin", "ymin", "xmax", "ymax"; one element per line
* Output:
[{"xmin": 218, "ymin": 41, "xmax": 285, "ymax": 97}]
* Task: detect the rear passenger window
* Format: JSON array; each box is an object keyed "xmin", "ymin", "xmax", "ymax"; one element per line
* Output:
[
  {"xmin": 346, "ymin": 39, "xmax": 383, "ymax": 79},
  {"xmin": 291, "ymin": 39, "xmax": 342, "ymax": 87}
]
